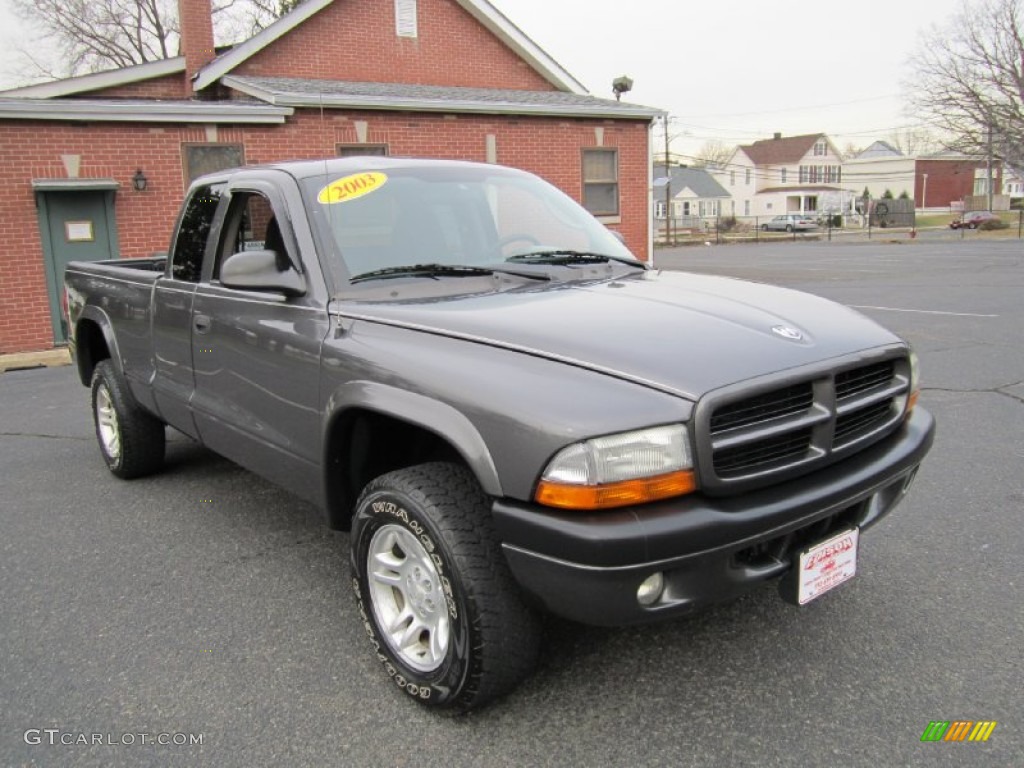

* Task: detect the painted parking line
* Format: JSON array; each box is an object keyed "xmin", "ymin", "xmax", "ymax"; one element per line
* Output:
[{"xmin": 850, "ymin": 305, "xmax": 998, "ymax": 318}]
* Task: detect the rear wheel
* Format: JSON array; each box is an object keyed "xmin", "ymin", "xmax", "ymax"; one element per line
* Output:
[
  {"xmin": 90, "ymin": 360, "xmax": 165, "ymax": 479},
  {"xmin": 351, "ymin": 462, "xmax": 540, "ymax": 711},
  {"xmin": 785, "ymin": 224, "xmax": 794, "ymax": 232}
]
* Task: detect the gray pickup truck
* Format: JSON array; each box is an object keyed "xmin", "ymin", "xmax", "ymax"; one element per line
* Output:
[{"xmin": 65, "ymin": 157, "xmax": 935, "ymax": 711}]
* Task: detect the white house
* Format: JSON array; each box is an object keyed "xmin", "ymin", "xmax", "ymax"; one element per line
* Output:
[
  {"xmin": 653, "ymin": 165, "xmax": 731, "ymax": 228},
  {"xmin": 712, "ymin": 133, "xmax": 852, "ymax": 218},
  {"xmin": 843, "ymin": 141, "xmax": 917, "ymax": 201}
]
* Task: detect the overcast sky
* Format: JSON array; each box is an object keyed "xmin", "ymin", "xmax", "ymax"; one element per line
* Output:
[{"xmin": 0, "ymin": 0, "xmax": 966, "ymax": 157}]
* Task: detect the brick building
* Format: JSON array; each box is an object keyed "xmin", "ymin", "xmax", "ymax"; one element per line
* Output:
[{"xmin": 0, "ymin": 0, "xmax": 660, "ymax": 353}]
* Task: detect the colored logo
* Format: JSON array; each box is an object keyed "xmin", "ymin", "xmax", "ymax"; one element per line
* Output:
[
  {"xmin": 318, "ymin": 172, "xmax": 388, "ymax": 204},
  {"xmin": 920, "ymin": 721, "xmax": 997, "ymax": 742}
]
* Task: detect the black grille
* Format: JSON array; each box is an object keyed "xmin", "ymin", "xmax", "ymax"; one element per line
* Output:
[
  {"xmin": 700, "ymin": 352, "xmax": 910, "ymax": 492},
  {"xmin": 710, "ymin": 383, "xmax": 813, "ymax": 433},
  {"xmin": 836, "ymin": 361, "xmax": 895, "ymax": 400},
  {"xmin": 834, "ymin": 400, "xmax": 894, "ymax": 446},
  {"xmin": 714, "ymin": 428, "xmax": 813, "ymax": 478}
]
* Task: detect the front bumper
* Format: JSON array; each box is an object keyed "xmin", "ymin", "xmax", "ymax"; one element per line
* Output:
[{"xmin": 492, "ymin": 407, "xmax": 935, "ymax": 626}]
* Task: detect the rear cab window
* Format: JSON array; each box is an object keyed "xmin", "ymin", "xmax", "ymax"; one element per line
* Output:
[{"xmin": 169, "ymin": 184, "xmax": 224, "ymax": 282}]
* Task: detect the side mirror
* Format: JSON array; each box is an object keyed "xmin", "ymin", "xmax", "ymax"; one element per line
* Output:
[{"xmin": 220, "ymin": 250, "xmax": 306, "ymax": 297}]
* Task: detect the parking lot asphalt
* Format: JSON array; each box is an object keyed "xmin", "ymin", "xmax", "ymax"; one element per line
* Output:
[{"xmin": 2, "ymin": 240, "xmax": 1022, "ymax": 767}]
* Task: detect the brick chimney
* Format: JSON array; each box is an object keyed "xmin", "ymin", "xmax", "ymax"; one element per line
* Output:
[{"xmin": 179, "ymin": 0, "xmax": 216, "ymax": 96}]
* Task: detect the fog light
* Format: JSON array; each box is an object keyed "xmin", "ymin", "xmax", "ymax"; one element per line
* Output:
[{"xmin": 637, "ymin": 572, "xmax": 665, "ymax": 606}]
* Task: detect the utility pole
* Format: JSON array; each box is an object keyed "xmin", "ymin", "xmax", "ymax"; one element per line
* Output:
[
  {"xmin": 663, "ymin": 114, "xmax": 672, "ymax": 245},
  {"xmin": 987, "ymin": 123, "xmax": 994, "ymax": 211}
]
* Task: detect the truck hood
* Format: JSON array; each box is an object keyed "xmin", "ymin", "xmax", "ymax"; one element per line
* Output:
[{"xmin": 339, "ymin": 271, "xmax": 901, "ymax": 400}]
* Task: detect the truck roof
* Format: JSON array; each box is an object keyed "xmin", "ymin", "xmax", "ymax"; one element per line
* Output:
[{"xmin": 193, "ymin": 156, "xmax": 524, "ymax": 187}]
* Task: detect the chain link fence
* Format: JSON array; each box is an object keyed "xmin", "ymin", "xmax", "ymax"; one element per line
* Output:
[{"xmin": 656, "ymin": 209, "xmax": 1024, "ymax": 246}]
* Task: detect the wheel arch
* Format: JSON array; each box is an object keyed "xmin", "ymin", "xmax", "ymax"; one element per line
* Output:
[
  {"xmin": 73, "ymin": 306, "xmax": 121, "ymax": 386},
  {"xmin": 322, "ymin": 382, "xmax": 502, "ymax": 530}
]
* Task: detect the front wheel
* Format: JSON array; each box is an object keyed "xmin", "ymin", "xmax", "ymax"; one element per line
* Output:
[
  {"xmin": 90, "ymin": 360, "xmax": 165, "ymax": 478},
  {"xmin": 351, "ymin": 462, "xmax": 540, "ymax": 711},
  {"xmin": 785, "ymin": 224, "xmax": 793, "ymax": 232}
]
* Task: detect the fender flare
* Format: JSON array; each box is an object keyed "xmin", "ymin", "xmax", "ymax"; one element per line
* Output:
[
  {"xmin": 322, "ymin": 381, "xmax": 503, "ymax": 498},
  {"xmin": 74, "ymin": 305, "xmax": 123, "ymax": 385}
]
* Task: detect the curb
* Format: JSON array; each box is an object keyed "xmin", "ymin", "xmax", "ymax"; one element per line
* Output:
[{"xmin": 0, "ymin": 348, "xmax": 72, "ymax": 373}]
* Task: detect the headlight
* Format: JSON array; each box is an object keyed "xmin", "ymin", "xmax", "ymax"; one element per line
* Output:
[
  {"xmin": 535, "ymin": 425, "xmax": 696, "ymax": 510},
  {"xmin": 907, "ymin": 348, "xmax": 920, "ymax": 414}
]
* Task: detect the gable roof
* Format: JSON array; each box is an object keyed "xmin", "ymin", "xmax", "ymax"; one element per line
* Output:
[
  {"xmin": 739, "ymin": 133, "xmax": 826, "ymax": 165},
  {"xmin": 0, "ymin": 57, "xmax": 185, "ymax": 99},
  {"xmin": 194, "ymin": 0, "xmax": 587, "ymax": 94},
  {"xmin": 854, "ymin": 141, "xmax": 903, "ymax": 159},
  {"xmin": 1, "ymin": 0, "xmax": 588, "ymax": 100},
  {"xmin": 223, "ymin": 76, "xmax": 660, "ymax": 118},
  {"xmin": 654, "ymin": 165, "xmax": 729, "ymax": 198}
]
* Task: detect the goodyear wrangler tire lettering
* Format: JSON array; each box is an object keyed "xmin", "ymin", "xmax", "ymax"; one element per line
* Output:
[{"xmin": 350, "ymin": 462, "xmax": 541, "ymax": 711}]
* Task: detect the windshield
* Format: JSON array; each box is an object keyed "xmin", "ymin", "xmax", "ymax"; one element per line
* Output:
[{"xmin": 301, "ymin": 163, "xmax": 638, "ymax": 289}]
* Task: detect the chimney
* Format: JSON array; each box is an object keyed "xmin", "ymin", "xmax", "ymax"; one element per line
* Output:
[
  {"xmin": 773, "ymin": 132, "xmax": 782, "ymax": 140},
  {"xmin": 179, "ymin": 0, "xmax": 216, "ymax": 96}
]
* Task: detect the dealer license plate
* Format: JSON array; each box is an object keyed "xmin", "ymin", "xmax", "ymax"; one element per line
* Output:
[{"xmin": 796, "ymin": 528, "xmax": 859, "ymax": 605}]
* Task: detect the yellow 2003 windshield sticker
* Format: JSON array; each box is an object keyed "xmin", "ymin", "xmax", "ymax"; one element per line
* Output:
[{"xmin": 317, "ymin": 172, "xmax": 388, "ymax": 204}]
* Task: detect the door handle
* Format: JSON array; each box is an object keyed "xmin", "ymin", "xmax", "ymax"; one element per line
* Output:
[{"xmin": 194, "ymin": 313, "xmax": 212, "ymax": 334}]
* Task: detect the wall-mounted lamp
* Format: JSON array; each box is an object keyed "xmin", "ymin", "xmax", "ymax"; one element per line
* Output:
[{"xmin": 131, "ymin": 169, "xmax": 148, "ymax": 192}]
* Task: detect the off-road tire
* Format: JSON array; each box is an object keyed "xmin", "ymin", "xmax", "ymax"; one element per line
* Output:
[
  {"xmin": 90, "ymin": 360, "xmax": 166, "ymax": 479},
  {"xmin": 351, "ymin": 462, "xmax": 541, "ymax": 711}
]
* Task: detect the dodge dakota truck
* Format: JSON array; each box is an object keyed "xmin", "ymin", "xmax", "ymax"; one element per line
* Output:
[{"xmin": 65, "ymin": 157, "xmax": 935, "ymax": 711}]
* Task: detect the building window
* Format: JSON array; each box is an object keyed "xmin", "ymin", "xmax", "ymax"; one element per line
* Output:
[
  {"xmin": 744, "ymin": 200, "xmax": 750, "ymax": 216},
  {"xmin": 581, "ymin": 148, "xmax": 618, "ymax": 216},
  {"xmin": 170, "ymin": 183, "xmax": 224, "ymax": 282},
  {"xmin": 729, "ymin": 170, "xmax": 735, "ymax": 186},
  {"xmin": 337, "ymin": 144, "xmax": 389, "ymax": 157},
  {"xmin": 183, "ymin": 144, "xmax": 244, "ymax": 184},
  {"xmin": 655, "ymin": 200, "xmax": 667, "ymax": 219},
  {"xmin": 799, "ymin": 166, "xmax": 807, "ymax": 184},
  {"xmin": 814, "ymin": 139, "xmax": 827, "ymax": 156},
  {"xmin": 395, "ymin": 0, "xmax": 417, "ymax": 37},
  {"xmin": 781, "ymin": 168, "xmax": 787, "ymax": 184},
  {"xmin": 745, "ymin": 168, "xmax": 751, "ymax": 185}
]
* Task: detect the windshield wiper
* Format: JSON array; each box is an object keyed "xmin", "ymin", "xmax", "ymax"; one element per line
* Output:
[
  {"xmin": 505, "ymin": 250, "xmax": 647, "ymax": 269},
  {"xmin": 351, "ymin": 263, "xmax": 549, "ymax": 284}
]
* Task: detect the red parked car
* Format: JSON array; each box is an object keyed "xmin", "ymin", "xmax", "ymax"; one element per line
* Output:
[{"xmin": 950, "ymin": 211, "xmax": 1000, "ymax": 229}]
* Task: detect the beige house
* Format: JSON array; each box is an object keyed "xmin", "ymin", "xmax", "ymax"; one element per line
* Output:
[
  {"xmin": 713, "ymin": 133, "xmax": 851, "ymax": 218},
  {"xmin": 843, "ymin": 141, "xmax": 916, "ymax": 201}
]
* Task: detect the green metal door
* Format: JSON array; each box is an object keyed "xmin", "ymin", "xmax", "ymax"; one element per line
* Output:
[{"xmin": 37, "ymin": 190, "xmax": 119, "ymax": 343}]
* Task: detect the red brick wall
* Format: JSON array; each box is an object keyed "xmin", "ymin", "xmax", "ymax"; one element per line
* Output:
[
  {"xmin": 80, "ymin": 74, "xmax": 188, "ymax": 100},
  {"xmin": 233, "ymin": 0, "xmax": 556, "ymax": 90},
  {"xmin": 0, "ymin": 112, "xmax": 650, "ymax": 353},
  {"xmin": 915, "ymin": 159, "xmax": 984, "ymax": 208}
]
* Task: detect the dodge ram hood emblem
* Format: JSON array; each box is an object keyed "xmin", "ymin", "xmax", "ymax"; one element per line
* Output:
[{"xmin": 771, "ymin": 325, "xmax": 804, "ymax": 341}]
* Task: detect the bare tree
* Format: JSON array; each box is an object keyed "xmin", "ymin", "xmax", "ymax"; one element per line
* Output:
[
  {"xmin": 907, "ymin": 0, "xmax": 1024, "ymax": 168},
  {"xmin": 841, "ymin": 142, "xmax": 864, "ymax": 160},
  {"xmin": 9, "ymin": 0, "xmax": 295, "ymax": 82},
  {"xmin": 886, "ymin": 127, "xmax": 942, "ymax": 157},
  {"xmin": 692, "ymin": 140, "xmax": 733, "ymax": 169}
]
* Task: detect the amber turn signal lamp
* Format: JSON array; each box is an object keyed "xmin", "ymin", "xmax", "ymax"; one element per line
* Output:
[{"xmin": 535, "ymin": 469, "xmax": 697, "ymax": 511}]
